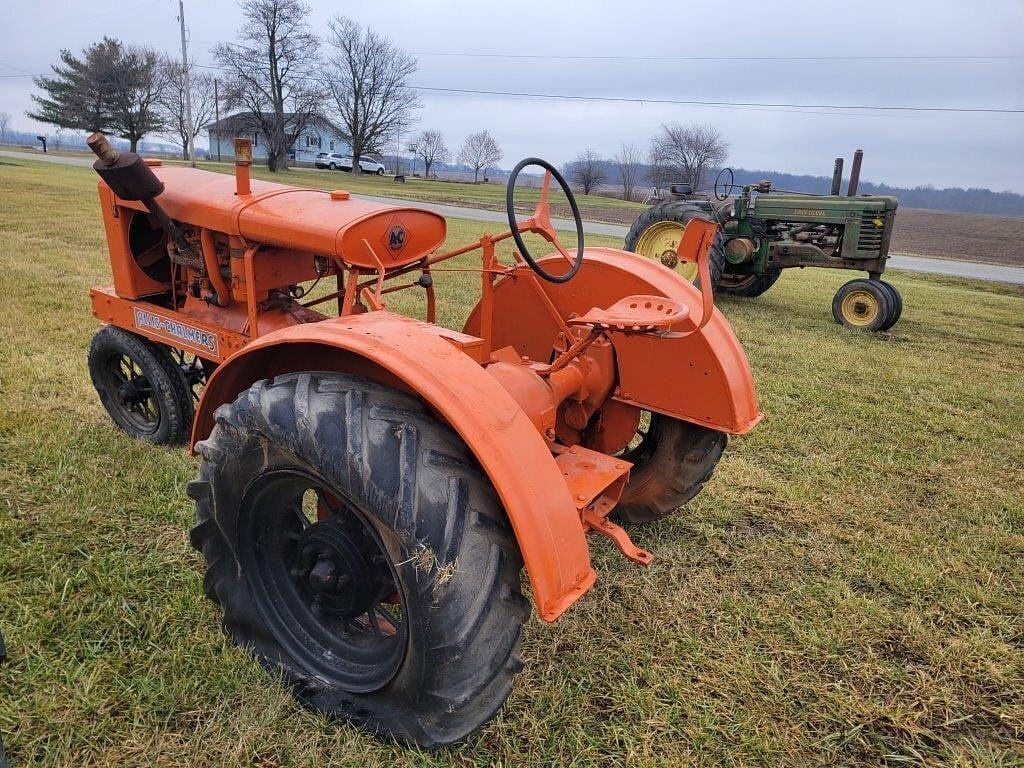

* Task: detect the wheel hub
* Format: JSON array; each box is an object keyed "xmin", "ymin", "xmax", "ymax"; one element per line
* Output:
[
  {"xmin": 295, "ymin": 518, "xmax": 384, "ymax": 618},
  {"xmin": 840, "ymin": 289, "xmax": 879, "ymax": 326},
  {"xmin": 634, "ymin": 221, "xmax": 698, "ymax": 280}
]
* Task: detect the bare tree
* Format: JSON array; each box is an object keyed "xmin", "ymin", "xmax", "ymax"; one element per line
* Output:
[
  {"xmin": 614, "ymin": 143, "xmax": 643, "ymax": 202},
  {"xmin": 649, "ymin": 123, "xmax": 729, "ymax": 193},
  {"xmin": 408, "ymin": 129, "xmax": 448, "ymax": 178},
  {"xmin": 458, "ymin": 130, "xmax": 501, "ymax": 183},
  {"xmin": 0, "ymin": 113, "xmax": 9, "ymax": 143},
  {"xmin": 213, "ymin": 0, "xmax": 324, "ymax": 171},
  {"xmin": 566, "ymin": 148, "xmax": 607, "ymax": 195},
  {"xmin": 158, "ymin": 59, "xmax": 216, "ymax": 160},
  {"xmin": 323, "ymin": 15, "xmax": 420, "ymax": 175}
]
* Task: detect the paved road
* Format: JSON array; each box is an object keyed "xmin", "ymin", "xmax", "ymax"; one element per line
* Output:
[{"xmin": 5, "ymin": 149, "xmax": 1022, "ymax": 285}]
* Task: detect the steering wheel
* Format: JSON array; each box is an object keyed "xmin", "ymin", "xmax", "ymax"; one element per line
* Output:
[
  {"xmin": 506, "ymin": 157, "xmax": 585, "ymax": 284},
  {"xmin": 714, "ymin": 167, "xmax": 734, "ymax": 201}
]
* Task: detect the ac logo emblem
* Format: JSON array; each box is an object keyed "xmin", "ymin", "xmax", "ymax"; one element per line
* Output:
[{"xmin": 385, "ymin": 223, "xmax": 407, "ymax": 253}]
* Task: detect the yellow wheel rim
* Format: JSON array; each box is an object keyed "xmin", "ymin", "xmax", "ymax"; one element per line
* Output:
[
  {"xmin": 840, "ymin": 289, "xmax": 881, "ymax": 327},
  {"xmin": 633, "ymin": 221, "xmax": 699, "ymax": 282}
]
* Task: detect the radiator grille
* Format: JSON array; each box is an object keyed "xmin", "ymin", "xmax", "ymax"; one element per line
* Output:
[{"xmin": 857, "ymin": 211, "xmax": 886, "ymax": 254}]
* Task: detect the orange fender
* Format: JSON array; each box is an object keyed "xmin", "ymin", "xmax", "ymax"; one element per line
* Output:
[
  {"xmin": 464, "ymin": 247, "xmax": 762, "ymax": 435},
  {"xmin": 190, "ymin": 311, "xmax": 596, "ymax": 622}
]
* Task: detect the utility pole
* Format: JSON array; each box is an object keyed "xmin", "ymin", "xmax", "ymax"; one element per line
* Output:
[
  {"xmin": 178, "ymin": 0, "xmax": 197, "ymax": 167},
  {"xmin": 213, "ymin": 78, "xmax": 221, "ymax": 162}
]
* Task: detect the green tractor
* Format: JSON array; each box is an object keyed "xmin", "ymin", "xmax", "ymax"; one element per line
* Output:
[{"xmin": 626, "ymin": 150, "xmax": 903, "ymax": 331}]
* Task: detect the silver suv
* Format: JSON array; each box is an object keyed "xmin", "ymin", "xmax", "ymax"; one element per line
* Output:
[{"xmin": 315, "ymin": 152, "xmax": 387, "ymax": 175}]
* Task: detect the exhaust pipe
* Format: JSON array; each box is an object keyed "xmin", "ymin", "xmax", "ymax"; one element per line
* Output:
[
  {"xmin": 847, "ymin": 149, "xmax": 863, "ymax": 196},
  {"xmin": 86, "ymin": 131, "xmax": 199, "ymax": 266},
  {"xmin": 830, "ymin": 157, "xmax": 844, "ymax": 195}
]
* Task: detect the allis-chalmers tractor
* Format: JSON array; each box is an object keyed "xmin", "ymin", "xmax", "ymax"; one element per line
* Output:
[
  {"xmin": 85, "ymin": 132, "xmax": 760, "ymax": 746},
  {"xmin": 626, "ymin": 150, "xmax": 903, "ymax": 331}
]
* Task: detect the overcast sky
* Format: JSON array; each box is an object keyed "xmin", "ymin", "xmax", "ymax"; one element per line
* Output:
[{"xmin": 1, "ymin": 0, "xmax": 1022, "ymax": 191}]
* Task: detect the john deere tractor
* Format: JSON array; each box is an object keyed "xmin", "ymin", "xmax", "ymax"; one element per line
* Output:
[{"xmin": 626, "ymin": 150, "xmax": 903, "ymax": 331}]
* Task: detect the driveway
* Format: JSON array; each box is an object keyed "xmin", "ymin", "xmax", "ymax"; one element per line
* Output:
[{"xmin": 4, "ymin": 149, "xmax": 1022, "ymax": 285}]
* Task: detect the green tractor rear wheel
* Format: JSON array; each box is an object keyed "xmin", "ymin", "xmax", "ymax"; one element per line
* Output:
[
  {"xmin": 625, "ymin": 202, "xmax": 725, "ymax": 288},
  {"xmin": 717, "ymin": 269, "xmax": 782, "ymax": 298}
]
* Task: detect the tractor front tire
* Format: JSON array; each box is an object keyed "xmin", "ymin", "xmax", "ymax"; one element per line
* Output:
[
  {"xmin": 615, "ymin": 412, "xmax": 727, "ymax": 524},
  {"xmin": 832, "ymin": 279, "xmax": 894, "ymax": 332},
  {"xmin": 188, "ymin": 372, "xmax": 527, "ymax": 748},
  {"xmin": 878, "ymin": 280, "xmax": 904, "ymax": 330},
  {"xmin": 717, "ymin": 269, "xmax": 782, "ymax": 298},
  {"xmin": 625, "ymin": 202, "xmax": 726, "ymax": 288},
  {"xmin": 88, "ymin": 326, "xmax": 194, "ymax": 445}
]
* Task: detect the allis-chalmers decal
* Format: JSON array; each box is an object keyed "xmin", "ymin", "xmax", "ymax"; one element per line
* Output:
[{"xmin": 133, "ymin": 307, "xmax": 219, "ymax": 354}]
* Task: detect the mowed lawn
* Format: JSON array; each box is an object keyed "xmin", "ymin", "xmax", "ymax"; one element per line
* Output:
[{"xmin": 0, "ymin": 157, "xmax": 1022, "ymax": 766}]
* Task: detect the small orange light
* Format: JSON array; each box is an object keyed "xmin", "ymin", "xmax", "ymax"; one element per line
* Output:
[{"xmin": 330, "ymin": 190, "xmax": 350, "ymax": 201}]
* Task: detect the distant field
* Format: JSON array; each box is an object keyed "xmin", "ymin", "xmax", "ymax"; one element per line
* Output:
[{"xmin": 893, "ymin": 209, "xmax": 1024, "ymax": 267}]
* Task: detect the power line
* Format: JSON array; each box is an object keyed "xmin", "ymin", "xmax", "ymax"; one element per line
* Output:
[
  {"xmin": 413, "ymin": 85, "xmax": 1024, "ymax": 114},
  {"xmin": 411, "ymin": 51, "xmax": 1024, "ymax": 63},
  {"xmin": 188, "ymin": 62, "xmax": 1023, "ymax": 115}
]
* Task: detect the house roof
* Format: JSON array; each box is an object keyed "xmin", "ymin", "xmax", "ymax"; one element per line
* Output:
[{"xmin": 206, "ymin": 112, "xmax": 345, "ymax": 137}]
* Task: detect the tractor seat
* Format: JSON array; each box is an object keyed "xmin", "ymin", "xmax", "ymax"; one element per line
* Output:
[{"xmin": 568, "ymin": 295, "xmax": 689, "ymax": 336}]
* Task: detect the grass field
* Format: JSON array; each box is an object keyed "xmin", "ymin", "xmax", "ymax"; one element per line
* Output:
[{"xmin": 1, "ymin": 157, "xmax": 1023, "ymax": 766}]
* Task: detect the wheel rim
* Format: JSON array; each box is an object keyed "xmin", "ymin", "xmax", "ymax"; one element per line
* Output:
[
  {"xmin": 171, "ymin": 348, "xmax": 206, "ymax": 403},
  {"xmin": 840, "ymin": 289, "xmax": 881, "ymax": 327},
  {"xmin": 633, "ymin": 221, "xmax": 698, "ymax": 281},
  {"xmin": 239, "ymin": 471, "xmax": 407, "ymax": 692},
  {"xmin": 97, "ymin": 352, "xmax": 161, "ymax": 434}
]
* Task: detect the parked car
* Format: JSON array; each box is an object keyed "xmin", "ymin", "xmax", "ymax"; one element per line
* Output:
[{"xmin": 314, "ymin": 152, "xmax": 387, "ymax": 175}]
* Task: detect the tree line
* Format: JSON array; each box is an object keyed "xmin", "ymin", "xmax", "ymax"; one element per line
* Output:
[
  {"xmin": 27, "ymin": 0, "xmax": 505, "ymax": 178},
  {"xmin": 563, "ymin": 124, "xmax": 729, "ymax": 201}
]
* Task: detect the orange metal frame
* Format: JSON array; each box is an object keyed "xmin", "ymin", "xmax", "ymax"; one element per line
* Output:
[{"xmin": 90, "ymin": 145, "xmax": 761, "ymax": 621}]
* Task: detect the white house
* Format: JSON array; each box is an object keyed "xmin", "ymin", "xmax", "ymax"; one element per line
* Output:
[{"xmin": 207, "ymin": 112, "xmax": 349, "ymax": 164}]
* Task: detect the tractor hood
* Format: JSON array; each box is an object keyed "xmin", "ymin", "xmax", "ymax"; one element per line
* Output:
[{"xmin": 104, "ymin": 165, "xmax": 447, "ymax": 270}]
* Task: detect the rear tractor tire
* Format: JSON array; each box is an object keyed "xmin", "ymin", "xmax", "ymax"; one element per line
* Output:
[
  {"xmin": 832, "ymin": 279, "xmax": 896, "ymax": 332},
  {"xmin": 188, "ymin": 372, "xmax": 528, "ymax": 748},
  {"xmin": 614, "ymin": 411, "xmax": 727, "ymax": 524},
  {"xmin": 716, "ymin": 269, "xmax": 782, "ymax": 298},
  {"xmin": 88, "ymin": 326, "xmax": 194, "ymax": 445},
  {"xmin": 625, "ymin": 202, "xmax": 726, "ymax": 288}
]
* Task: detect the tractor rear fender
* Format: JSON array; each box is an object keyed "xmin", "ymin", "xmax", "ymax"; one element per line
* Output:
[
  {"xmin": 190, "ymin": 310, "xmax": 596, "ymax": 622},
  {"xmin": 464, "ymin": 247, "xmax": 762, "ymax": 435}
]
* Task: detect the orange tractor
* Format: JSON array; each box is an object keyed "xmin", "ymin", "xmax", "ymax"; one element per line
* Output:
[{"xmin": 85, "ymin": 133, "xmax": 761, "ymax": 746}]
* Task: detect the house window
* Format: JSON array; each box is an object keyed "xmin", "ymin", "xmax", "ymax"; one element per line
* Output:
[
  {"xmin": 253, "ymin": 132, "xmax": 258, "ymax": 147},
  {"xmin": 329, "ymin": 140, "xmax": 334, "ymax": 151}
]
